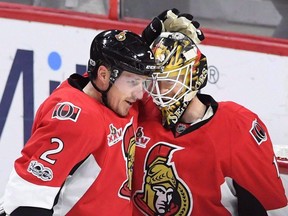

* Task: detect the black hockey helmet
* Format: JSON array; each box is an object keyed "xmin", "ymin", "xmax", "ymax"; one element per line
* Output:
[{"xmin": 88, "ymin": 29, "xmax": 156, "ymax": 82}]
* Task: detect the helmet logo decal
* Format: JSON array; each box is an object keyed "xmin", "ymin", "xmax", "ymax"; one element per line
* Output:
[
  {"xmin": 193, "ymin": 54, "xmax": 208, "ymax": 90},
  {"xmin": 115, "ymin": 31, "xmax": 127, "ymax": 41},
  {"xmin": 89, "ymin": 59, "xmax": 96, "ymax": 66},
  {"xmin": 134, "ymin": 142, "xmax": 192, "ymax": 215}
]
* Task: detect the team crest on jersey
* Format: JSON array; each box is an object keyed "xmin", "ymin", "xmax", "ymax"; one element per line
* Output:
[
  {"xmin": 119, "ymin": 118, "xmax": 135, "ymax": 200},
  {"xmin": 107, "ymin": 124, "xmax": 123, "ymax": 146},
  {"xmin": 27, "ymin": 160, "xmax": 53, "ymax": 181},
  {"xmin": 134, "ymin": 142, "xmax": 192, "ymax": 215},
  {"xmin": 52, "ymin": 102, "xmax": 81, "ymax": 122},
  {"xmin": 135, "ymin": 127, "xmax": 150, "ymax": 148},
  {"xmin": 249, "ymin": 119, "xmax": 267, "ymax": 145}
]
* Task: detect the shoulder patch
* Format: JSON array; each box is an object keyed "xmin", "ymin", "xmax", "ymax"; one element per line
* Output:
[
  {"xmin": 135, "ymin": 127, "xmax": 150, "ymax": 148},
  {"xmin": 249, "ymin": 119, "xmax": 267, "ymax": 145},
  {"xmin": 107, "ymin": 123, "xmax": 123, "ymax": 146},
  {"xmin": 52, "ymin": 102, "xmax": 81, "ymax": 122}
]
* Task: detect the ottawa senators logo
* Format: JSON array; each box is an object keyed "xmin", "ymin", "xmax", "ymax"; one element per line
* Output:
[
  {"xmin": 115, "ymin": 31, "xmax": 126, "ymax": 41},
  {"xmin": 249, "ymin": 119, "xmax": 267, "ymax": 145},
  {"xmin": 107, "ymin": 124, "xmax": 123, "ymax": 146},
  {"xmin": 135, "ymin": 127, "xmax": 150, "ymax": 148},
  {"xmin": 119, "ymin": 117, "xmax": 135, "ymax": 199},
  {"xmin": 134, "ymin": 143, "xmax": 192, "ymax": 215},
  {"xmin": 52, "ymin": 102, "xmax": 81, "ymax": 122}
]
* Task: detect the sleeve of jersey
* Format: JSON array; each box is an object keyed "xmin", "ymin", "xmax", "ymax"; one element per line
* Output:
[
  {"xmin": 3, "ymin": 100, "xmax": 104, "ymax": 215},
  {"xmin": 229, "ymin": 105, "xmax": 288, "ymax": 214}
]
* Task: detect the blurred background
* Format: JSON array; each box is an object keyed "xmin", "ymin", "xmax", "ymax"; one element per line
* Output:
[{"xmin": 1, "ymin": 0, "xmax": 288, "ymax": 39}]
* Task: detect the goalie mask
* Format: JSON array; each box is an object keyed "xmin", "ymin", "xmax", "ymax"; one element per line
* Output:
[{"xmin": 144, "ymin": 32, "xmax": 208, "ymax": 128}]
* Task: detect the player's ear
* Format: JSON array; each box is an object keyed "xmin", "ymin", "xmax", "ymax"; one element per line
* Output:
[{"xmin": 96, "ymin": 65, "xmax": 110, "ymax": 89}]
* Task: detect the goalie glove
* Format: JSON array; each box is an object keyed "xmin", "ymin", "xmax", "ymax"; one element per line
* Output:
[
  {"xmin": 165, "ymin": 13, "xmax": 205, "ymax": 44},
  {"xmin": 142, "ymin": 8, "xmax": 179, "ymax": 45},
  {"xmin": 142, "ymin": 8, "xmax": 205, "ymax": 45}
]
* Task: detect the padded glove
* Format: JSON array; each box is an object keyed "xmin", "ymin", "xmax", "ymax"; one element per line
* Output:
[
  {"xmin": 142, "ymin": 8, "xmax": 204, "ymax": 45},
  {"xmin": 165, "ymin": 13, "xmax": 205, "ymax": 44},
  {"xmin": 142, "ymin": 8, "xmax": 179, "ymax": 45}
]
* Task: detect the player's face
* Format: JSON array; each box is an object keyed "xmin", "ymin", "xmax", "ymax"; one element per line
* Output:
[
  {"xmin": 157, "ymin": 74, "xmax": 185, "ymax": 99},
  {"xmin": 144, "ymin": 66, "xmax": 190, "ymax": 108},
  {"xmin": 107, "ymin": 71, "xmax": 147, "ymax": 116}
]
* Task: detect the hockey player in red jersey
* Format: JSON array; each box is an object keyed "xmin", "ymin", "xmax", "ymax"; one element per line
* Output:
[
  {"xmin": 0, "ymin": 30, "xmax": 156, "ymax": 215},
  {"xmin": 132, "ymin": 22, "xmax": 288, "ymax": 215}
]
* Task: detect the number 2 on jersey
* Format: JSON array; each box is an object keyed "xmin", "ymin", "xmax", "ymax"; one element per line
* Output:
[{"xmin": 40, "ymin": 137, "xmax": 64, "ymax": 164}]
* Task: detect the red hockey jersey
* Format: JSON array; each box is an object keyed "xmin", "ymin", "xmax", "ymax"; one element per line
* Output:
[
  {"xmin": 132, "ymin": 94, "xmax": 288, "ymax": 216},
  {"xmin": 3, "ymin": 74, "xmax": 138, "ymax": 215}
]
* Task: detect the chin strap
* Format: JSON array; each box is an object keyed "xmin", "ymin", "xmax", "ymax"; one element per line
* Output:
[
  {"xmin": 87, "ymin": 66, "xmax": 110, "ymax": 106},
  {"xmin": 89, "ymin": 77, "xmax": 111, "ymax": 107}
]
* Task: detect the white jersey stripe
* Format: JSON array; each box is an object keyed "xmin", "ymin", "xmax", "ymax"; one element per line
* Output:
[
  {"xmin": 3, "ymin": 168, "xmax": 60, "ymax": 214},
  {"xmin": 53, "ymin": 154, "xmax": 101, "ymax": 215},
  {"xmin": 220, "ymin": 177, "xmax": 238, "ymax": 216}
]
